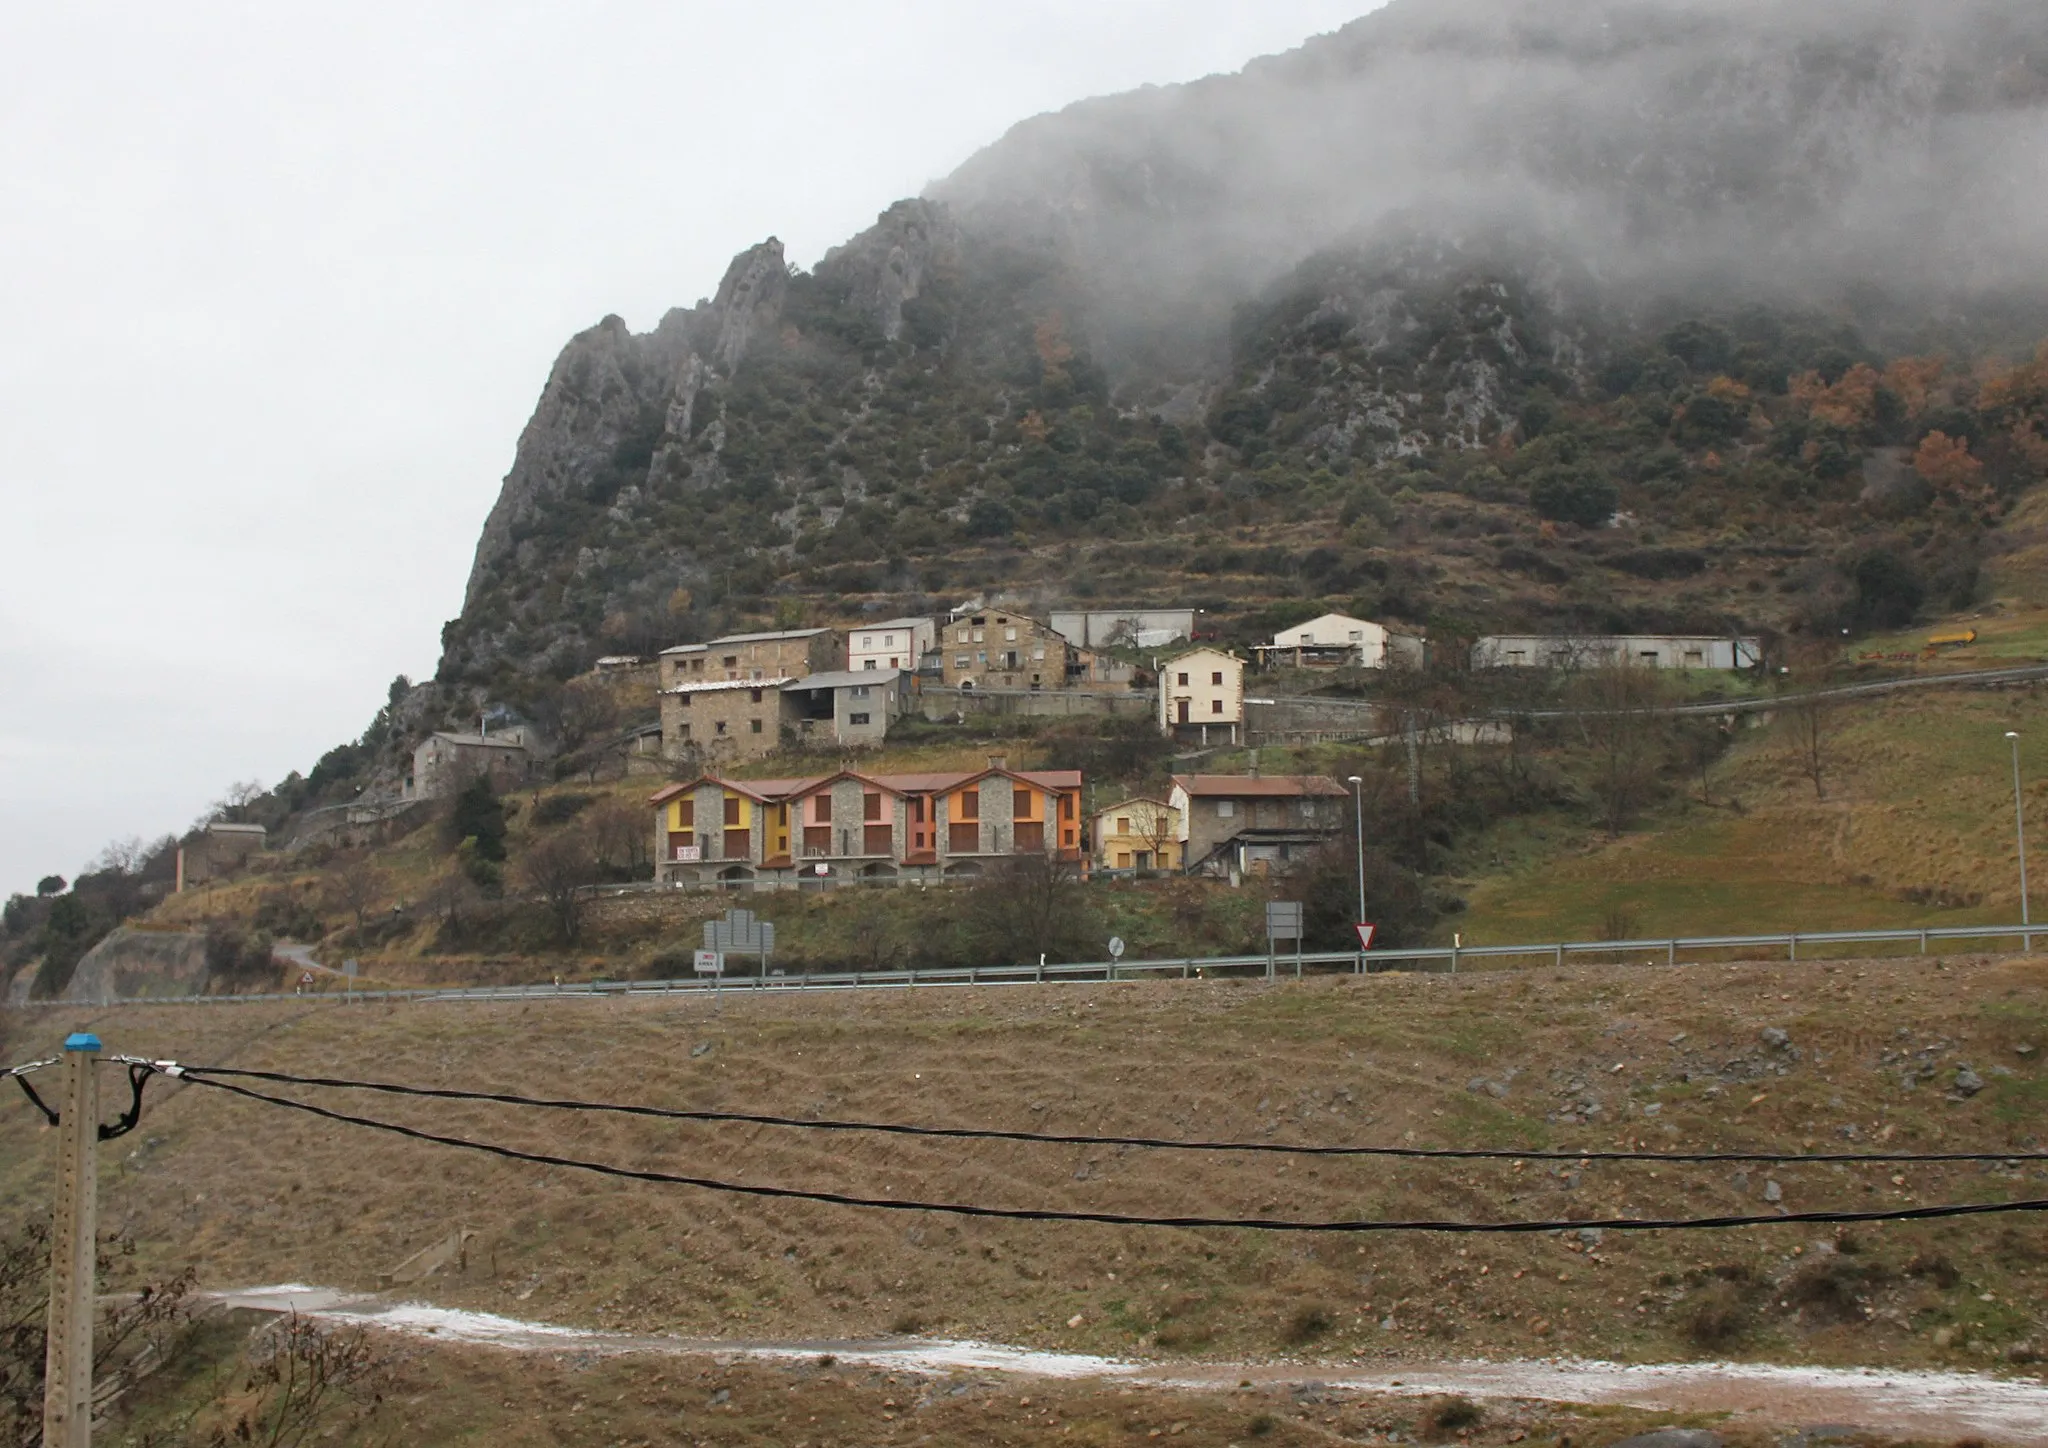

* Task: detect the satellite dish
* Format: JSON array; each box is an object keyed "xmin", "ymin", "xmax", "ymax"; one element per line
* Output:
[{"xmin": 1107, "ymin": 936, "xmax": 1126, "ymax": 959}]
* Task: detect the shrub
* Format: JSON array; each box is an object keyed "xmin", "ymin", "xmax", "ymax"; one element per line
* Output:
[
  {"xmin": 531, "ymin": 792, "xmax": 598, "ymax": 827},
  {"xmin": 1529, "ymin": 469, "xmax": 1619, "ymax": 528},
  {"xmin": 448, "ymin": 777, "xmax": 508, "ymax": 861},
  {"xmin": 1283, "ymin": 1301, "xmax": 1333, "ymax": 1345},
  {"xmin": 1420, "ymin": 1395, "xmax": 1484, "ymax": 1436},
  {"xmin": 1248, "ymin": 1413, "xmax": 1278, "ymax": 1437}
]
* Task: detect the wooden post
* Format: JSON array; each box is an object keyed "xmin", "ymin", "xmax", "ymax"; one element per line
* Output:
[{"xmin": 43, "ymin": 1032, "xmax": 100, "ymax": 1448}]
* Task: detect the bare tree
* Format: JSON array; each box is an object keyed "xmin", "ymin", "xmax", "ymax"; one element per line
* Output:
[
  {"xmin": 959, "ymin": 852, "xmax": 1098, "ymax": 966},
  {"xmin": 326, "ymin": 852, "xmax": 382, "ymax": 947},
  {"xmin": 207, "ymin": 779, "xmax": 268, "ymax": 825},
  {"xmin": 516, "ymin": 827, "xmax": 604, "ymax": 944},
  {"xmin": 1789, "ymin": 695, "xmax": 1833, "ymax": 801},
  {"xmin": 1575, "ymin": 660, "xmax": 1668, "ymax": 836},
  {"xmin": 585, "ymin": 796, "xmax": 649, "ymax": 876}
]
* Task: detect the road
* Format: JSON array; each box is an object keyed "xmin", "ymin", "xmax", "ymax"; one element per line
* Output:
[{"xmin": 217, "ymin": 1285, "xmax": 2048, "ymax": 1443}]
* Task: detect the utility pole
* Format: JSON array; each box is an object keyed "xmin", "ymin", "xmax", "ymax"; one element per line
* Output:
[
  {"xmin": 2009, "ymin": 731, "xmax": 2030, "ymax": 949},
  {"xmin": 43, "ymin": 1031, "xmax": 100, "ymax": 1448},
  {"xmin": 1347, "ymin": 773, "xmax": 1367, "ymax": 930}
]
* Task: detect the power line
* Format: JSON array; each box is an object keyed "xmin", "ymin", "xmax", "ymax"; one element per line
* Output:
[
  {"xmin": 153, "ymin": 1061, "xmax": 2048, "ymax": 1167},
  {"xmin": 174, "ymin": 1070, "xmax": 2048, "ymax": 1236}
]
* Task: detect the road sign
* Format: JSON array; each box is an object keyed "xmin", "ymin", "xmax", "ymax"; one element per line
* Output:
[
  {"xmin": 342, "ymin": 958, "xmax": 359, "ymax": 978},
  {"xmin": 693, "ymin": 949, "xmax": 724, "ymax": 975},
  {"xmin": 1355, "ymin": 923, "xmax": 1377, "ymax": 951},
  {"xmin": 1107, "ymin": 936, "xmax": 1125, "ymax": 960},
  {"xmin": 1265, "ymin": 901, "xmax": 1303, "ymax": 941}
]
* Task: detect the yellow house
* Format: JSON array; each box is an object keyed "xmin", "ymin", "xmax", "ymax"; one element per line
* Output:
[{"xmin": 1092, "ymin": 796, "xmax": 1181, "ymax": 872}]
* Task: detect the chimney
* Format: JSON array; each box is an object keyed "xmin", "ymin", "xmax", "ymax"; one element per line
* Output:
[
  {"xmin": 987, "ymin": 754, "xmax": 1007, "ymax": 771},
  {"xmin": 1247, "ymin": 750, "xmax": 1260, "ymax": 779}
]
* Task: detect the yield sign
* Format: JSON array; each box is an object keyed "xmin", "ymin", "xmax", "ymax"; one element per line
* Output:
[{"xmin": 1354, "ymin": 923, "xmax": 1377, "ymax": 951}]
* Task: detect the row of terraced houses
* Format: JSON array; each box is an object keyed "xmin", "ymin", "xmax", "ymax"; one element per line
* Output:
[{"xmin": 648, "ymin": 755, "xmax": 1085, "ymax": 889}]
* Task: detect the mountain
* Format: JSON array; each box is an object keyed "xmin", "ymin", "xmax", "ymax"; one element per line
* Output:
[{"xmin": 438, "ymin": 0, "xmax": 2048, "ymax": 696}]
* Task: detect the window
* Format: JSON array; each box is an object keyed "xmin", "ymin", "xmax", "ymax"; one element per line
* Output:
[
  {"xmin": 691, "ymin": 658, "xmax": 704, "ymax": 672},
  {"xmin": 750, "ymin": 718, "xmax": 762, "ymax": 734},
  {"xmin": 752, "ymin": 668, "xmax": 764, "ymax": 680},
  {"xmin": 1216, "ymin": 799, "xmax": 1236, "ymax": 817},
  {"xmin": 861, "ymin": 635, "xmax": 873, "ymax": 648},
  {"xmin": 1116, "ymin": 851, "xmax": 1132, "ymax": 869},
  {"xmin": 1212, "ymin": 699, "xmax": 1224, "ymax": 714},
  {"xmin": 1211, "ymin": 671, "xmax": 1223, "ymax": 686},
  {"xmin": 1060, "ymin": 794, "xmax": 1074, "ymax": 821},
  {"xmin": 722, "ymin": 655, "xmax": 737, "ymax": 668},
  {"xmin": 1116, "ymin": 817, "xmax": 1131, "ymax": 834},
  {"xmin": 814, "ymin": 794, "xmax": 832, "ymax": 823},
  {"xmin": 677, "ymin": 723, "xmax": 690, "ymax": 740},
  {"xmin": 677, "ymin": 693, "xmax": 691, "ymax": 707},
  {"xmin": 848, "ymin": 712, "xmax": 870, "ymax": 726},
  {"xmin": 715, "ymin": 720, "xmax": 728, "ymax": 735},
  {"xmin": 955, "ymin": 655, "xmax": 970, "ymax": 668},
  {"xmin": 677, "ymin": 800, "xmax": 695, "ymax": 828},
  {"xmin": 862, "ymin": 659, "xmax": 877, "ymax": 670},
  {"xmin": 972, "ymin": 629, "xmax": 984, "ymax": 643},
  {"xmin": 957, "ymin": 628, "xmax": 969, "ymax": 643},
  {"xmin": 958, "ymin": 789, "xmax": 979, "ymax": 820},
  {"xmin": 724, "ymin": 797, "xmax": 741, "ymax": 827},
  {"xmin": 1005, "ymin": 627, "xmax": 1018, "ymax": 642},
  {"xmin": 883, "ymin": 634, "xmax": 896, "ymax": 647},
  {"xmin": 850, "ymin": 685, "xmax": 869, "ymax": 698},
  {"xmin": 910, "ymin": 797, "xmax": 926, "ymax": 823},
  {"xmin": 749, "ymin": 688, "xmax": 763, "ymax": 702},
  {"xmin": 976, "ymin": 651, "xmax": 987, "ymax": 665},
  {"xmin": 1032, "ymin": 646, "xmax": 1045, "ymax": 661},
  {"xmin": 1177, "ymin": 672, "xmax": 1189, "ymax": 686},
  {"xmin": 1013, "ymin": 788, "xmax": 1032, "ymax": 817}
]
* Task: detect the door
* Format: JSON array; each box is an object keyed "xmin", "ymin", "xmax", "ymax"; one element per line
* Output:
[{"xmin": 1177, "ymin": 699, "xmax": 1190, "ymax": 724}]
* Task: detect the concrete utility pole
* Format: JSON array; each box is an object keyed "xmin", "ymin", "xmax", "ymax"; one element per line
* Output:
[
  {"xmin": 43, "ymin": 1031, "xmax": 100, "ymax": 1448},
  {"xmin": 1347, "ymin": 775, "xmax": 1367, "ymax": 931}
]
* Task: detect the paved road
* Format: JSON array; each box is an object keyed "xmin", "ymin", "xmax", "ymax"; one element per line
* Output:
[{"xmin": 216, "ymin": 1285, "xmax": 2048, "ymax": 1442}]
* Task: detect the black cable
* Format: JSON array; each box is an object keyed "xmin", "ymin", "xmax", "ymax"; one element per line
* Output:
[
  {"xmin": 178, "ymin": 1071, "xmax": 2048, "ymax": 1236},
  {"xmin": 13, "ymin": 1074, "xmax": 57, "ymax": 1127},
  {"xmin": 164, "ymin": 1062, "xmax": 2048, "ymax": 1167},
  {"xmin": 10, "ymin": 1059, "xmax": 151, "ymax": 1136}
]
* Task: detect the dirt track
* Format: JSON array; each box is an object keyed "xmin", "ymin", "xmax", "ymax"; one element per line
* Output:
[{"xmin": 222, "ymin": 1285, "xmax": 2048, "ymax": 1444}]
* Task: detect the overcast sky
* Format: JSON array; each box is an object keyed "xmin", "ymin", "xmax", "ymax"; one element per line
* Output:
[{"xmin": 0, "ymin": 1, "xmax": 1380, "ymax": 897}]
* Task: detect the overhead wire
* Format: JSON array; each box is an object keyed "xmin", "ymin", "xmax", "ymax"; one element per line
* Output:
[
  {"xmin": 168, "ymin": 1067, "xmax": 2048, "ymax": 1236},
  {"xmin": 146, "ymin": 1060, "xmax": 2048, "ymax": 1166}
]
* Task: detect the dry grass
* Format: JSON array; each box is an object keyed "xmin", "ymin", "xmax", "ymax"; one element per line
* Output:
[
  {"xmin": 1461, "ymin": 687, "xmax": 2048, "ymax": 945},
  {"xmin": 113, "ymin": 1327, "xmax": 1756, "ymax": 1448},
  {"xmin": 6, "ymin": 953, "xmax": 2048, "ymax": 1379}
]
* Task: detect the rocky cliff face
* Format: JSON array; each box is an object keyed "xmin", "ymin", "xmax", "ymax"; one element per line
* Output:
[{"xmin": 440, "ymin": 0, "xmax": 2048, "ymax": 689}]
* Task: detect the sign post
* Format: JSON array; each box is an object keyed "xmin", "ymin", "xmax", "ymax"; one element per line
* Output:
[
  {"xmin": 343, "ymin": 957, "xmax": 359, "ymax": 1002},
  {"xmin": 1265, "ymin": 901, "xmax": 1304, "ymax": 981},
  {"xmin": 704, "ymin": 909, "xmax": 777, "ymax": 981},
  {"xmin": 1107, "ymin": 935, "xmax": 1124, "ymax": 980}
]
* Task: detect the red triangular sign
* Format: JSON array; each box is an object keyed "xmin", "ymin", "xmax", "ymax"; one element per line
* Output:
[{"xmin": 1355, "ymin": 923, "xmax": 1377, "ymax": 950}]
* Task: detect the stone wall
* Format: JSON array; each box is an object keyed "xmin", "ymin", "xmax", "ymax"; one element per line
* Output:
[
  {"xmin": 918, "ymin": 687, "xmax": 1152, "ymax": 723},
  {"xmin": 63, "ymin": 928, "xmax": 212, "ymax": 1002}
]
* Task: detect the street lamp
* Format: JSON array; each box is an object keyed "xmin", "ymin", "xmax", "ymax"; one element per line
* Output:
[
  {"xmin": 2008, "ymin": 732, "xmax": 2031, "ymax": 938},
  {"xmin": 1347, "ymin": 775, "xmax": 1366, "ymax": 936}
]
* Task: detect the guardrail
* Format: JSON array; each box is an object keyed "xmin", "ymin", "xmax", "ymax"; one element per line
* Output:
[{"xmin": 9, "ymin": 921, "xmax": 2041, "ymax": 1011}]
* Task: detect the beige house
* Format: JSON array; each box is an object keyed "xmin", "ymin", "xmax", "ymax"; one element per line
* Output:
[
  {"xmin": 1253, "ymin": 612, "xmax": 1421, "ymax": 670},
  {"xmin": 849, "ymin": 618, "xmax": 935, "ymax": 673},
  {"xmin": 1158, "ymin": 647, "xmax": 1244, "ymax": 744},
  {"xmin": 939, "ymin": 609, "xmax": 1070, "ymax": 690},
  {"xmin": 659, "ymin": 627, "xmax": 843, "ymax": 690},
  {"xmin": 1092, "ymin": 797, "xmax": 1181, "ymax": 873}
]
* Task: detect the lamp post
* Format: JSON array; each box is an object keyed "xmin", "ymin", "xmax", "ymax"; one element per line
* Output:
[
  {"xmin": 2008, "ymin": 731, "xmax": 2031, "ymax": 946},
  {"xmin": 1347, "ymin": 775, "xmax": 1366, "ymax": 941}
]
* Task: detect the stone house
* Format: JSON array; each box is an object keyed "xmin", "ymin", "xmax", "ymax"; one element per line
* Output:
[
  {"xmin": 1158, "ymin": 647, "xmax": 1245, "ymax": 744},
  {"xmin": 648, "ymin": 755, "xmax": 1084, "ymax": 889},
  {"xmin": 409, "ymin": 730, "xmax": 534, "ymax": 799},
  {"xmin": 938, "ymin": 609, "xmax": 1070, "ymax": 690},
  {"xmin": 1168, "ymin": 773, "xmax": 1348, "ymax": 878},
  {"xmin": 176, "ymin": 821, "xmax": 268, "ymax": 890},
  {"xmin": 1092, "ymin": 797, "xmax": 1181, "ymax": 873},
  {"xmin": 780, "ymin": 668, "xmax": 911, "ymax": 748},
  {"xmin": 659, "ymin": 627, "xmax": 846, "ymax": 763}
]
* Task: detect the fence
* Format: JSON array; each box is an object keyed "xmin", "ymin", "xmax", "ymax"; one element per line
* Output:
[{"xmin": 8, "ymin": 921, "xmax": 2040, "ymax": 1011}]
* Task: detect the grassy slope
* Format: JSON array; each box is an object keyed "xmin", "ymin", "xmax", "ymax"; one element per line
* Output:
[
  {"xmin": 1453, "ymin": 685, "xmax": 2048, "ymax": 946},
  {"xmin": 5, "ymin": 955, "xmax": 2047, "ymax": 1387}
]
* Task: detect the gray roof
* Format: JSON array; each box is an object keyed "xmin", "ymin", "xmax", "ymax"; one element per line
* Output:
[
  {"xmin": 783, "ymin": 668, "xmax": 902, "ymax": 691},
  {"xmin": 706, "ymin": 627, "xmax": 836, "ymax": 646},
  {"xmin": 425, "ymin": 731, "xmax": 528, "ymax": 750}
]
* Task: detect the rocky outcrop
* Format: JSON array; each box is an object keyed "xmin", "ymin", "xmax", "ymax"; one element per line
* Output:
[
  {"xmin": 64, "ymin": 927, "xmax": 211, "ymax": 1002},
  {"xmin": 709, "ymin": 239, "xmax": 788, "ymax": 371},
  {"xmin": 816, "ymin": 200, "xmax": 959, "ymax": 343}
]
